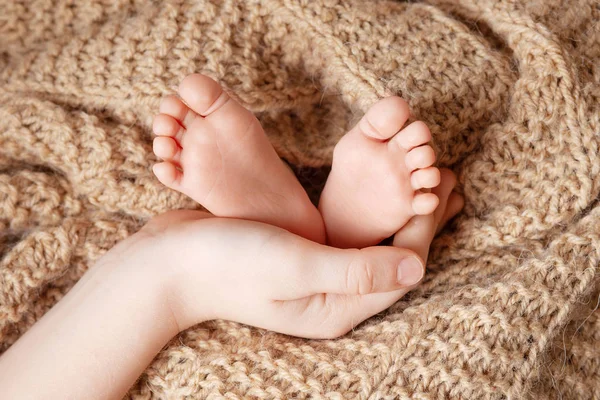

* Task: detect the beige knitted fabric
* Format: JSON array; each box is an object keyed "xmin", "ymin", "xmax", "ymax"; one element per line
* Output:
[{"xmin": 1, "ymin": 0, "xmax": 599, "ymax": 398}]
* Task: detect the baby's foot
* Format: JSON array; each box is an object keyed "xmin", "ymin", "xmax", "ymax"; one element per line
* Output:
[
  {"xmin": 152, "ymin": 74, "xmax": 325, "ymax": 243},
  {"xmin": 319, "ymin": 97, "xmax": 440, "ymax": 248}
]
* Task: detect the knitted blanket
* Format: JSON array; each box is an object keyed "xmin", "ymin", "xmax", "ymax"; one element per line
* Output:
[{"xmin": 1, "ymin": 0, "xmax": 599, "ymax": 398}]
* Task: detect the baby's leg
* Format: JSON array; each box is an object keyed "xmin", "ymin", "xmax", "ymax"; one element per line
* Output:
[
  {"xmin": 319, "ymin": 97, "xmax": 440, "ymax": 248},
  {"xmin": 152, "ymin": 74, "xmax": 325, "ymax": 243}
]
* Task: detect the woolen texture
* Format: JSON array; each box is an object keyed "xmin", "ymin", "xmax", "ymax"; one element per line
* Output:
[{"xmin": 1, "ymin": 0, "xmax": 599, "ymax": 398}]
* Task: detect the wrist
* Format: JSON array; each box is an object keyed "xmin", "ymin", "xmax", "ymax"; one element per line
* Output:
[
  {"xmin": 121, "ymin": 224, "xmax": 212, "ymax": 332},
  {"xmin": 94, "ymin": 230, "xmax": 184, "ymax": 334},
  {"xmin": 0, "ymin": 229, "xmax": 187, "ymax": 400}
]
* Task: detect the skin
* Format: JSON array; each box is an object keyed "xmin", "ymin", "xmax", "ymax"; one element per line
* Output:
[
  {"xmin": 0, "ymin": 74, "xmax": 464, "ymax": 399},
  {"xmin": 0, "ymin": 171, "xmax": 462, "ymax": 399},
  {"xmin": 0, "ymin": 211, "xmax": 429, "ymax": 400},
  {"xmin": 319, "ymin": 98, "xmax": 440, "ymax": 248},
  {"xmin": 152, "ymin": 74, "xmax": 441, "ymax": 248}
]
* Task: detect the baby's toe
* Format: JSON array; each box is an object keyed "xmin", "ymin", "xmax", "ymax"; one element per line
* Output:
[
  {"xmin": 179, "ymin": 74, "xmax": 230, "ymax": 117},
  {"xmin": 412, "ymin": 192, "xmax": 439, "ymax": 215},
  {"xmin": 405, "ymin": 145, "xmax": 436, "ymax": 171},
  {"xmin": 411, "ymin": 167, "xmax": 441, "ymax": 190},
  {"xmin": 159, "ymin": 95, "xmax": 198, "ymax": 128},
  {"xmin": 432, "ymin": 169, "xmax": 463, "ymax": 233},
  {"xmin": 444, "ymin": 192, "xmax": 465, "ymax": 223},
  {"xmin": 153, "ymin": 136, "xmax": 181, "ymax": 162},
  {"xmin": 355, "ymin": 96, "xmax": 411, "ymax": 140},
  {"xmin": 153, "ymin": 114, "xmax": 183, "ymax": 140},
  {"xmin": 178, "ymin": 74, "xmax": 258, "ymax": 133},
  {"xmin": 152, "ymin": 162, "xmax": 183, "ymax": 190},
  {"xmin": 389, "ymin": 121, "xmax": 432, "ymax": 151}
]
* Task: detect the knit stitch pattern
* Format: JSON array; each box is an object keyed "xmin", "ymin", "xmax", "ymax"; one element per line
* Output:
[{"xmin": 1, "ymin": 0, "xmax": 599, "ymax": 398}]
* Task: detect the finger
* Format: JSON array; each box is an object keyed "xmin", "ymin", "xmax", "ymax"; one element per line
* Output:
[
  {"xmin": 142, "ymin": 210, "xmax": 214, "ymax": 235},
  {"xmin": 299, "ymin": 245, "xmax": 425, "ymax": 296},
  {"xmin": 276, "ymin": 289, "xmax": 413, "ymax": 339},
  {"xmin": 248, "ymin": 228, "xmax": 425, "ymax": 299}
]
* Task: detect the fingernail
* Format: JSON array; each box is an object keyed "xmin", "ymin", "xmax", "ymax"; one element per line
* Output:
[{"xmin": 397, "ymin": 257, "xmax": 424, "ymax": 285}]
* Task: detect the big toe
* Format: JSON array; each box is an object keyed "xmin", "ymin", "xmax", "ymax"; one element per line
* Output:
[
  {"xmin": 354, "ymin": 96, "xmax": 411, "ymax": 141},
  {"xmin": 431, "ymin": 169, "xmax": 463, "ymax": 233},
  {"xmin": 178, "ymin": 74, "xmax": 231, "ymax": 117},
  {"xmin": 441, "ymin": 192, "xmax": 465, "ymax": 229},
  {"xmin": 432, "ymin": 169, "xmax": 456, "ymax": 203},
  {"xmin": 178, "ymin": 73, "xmax": 257, "ymax": 132}
]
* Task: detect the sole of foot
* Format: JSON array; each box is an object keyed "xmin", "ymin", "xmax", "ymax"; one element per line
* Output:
[
  {"xmin": 152, "ymin": 74, "xmax": 325, "ymax": 243},
  {"xmin": 319, "ymin": 96, "xmax": 440, "ymax": 249}
]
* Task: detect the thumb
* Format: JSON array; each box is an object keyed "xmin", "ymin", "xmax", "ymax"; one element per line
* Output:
[{"xmin": 303, "ymin": 245, "xmax": 425, "ymax": 296}]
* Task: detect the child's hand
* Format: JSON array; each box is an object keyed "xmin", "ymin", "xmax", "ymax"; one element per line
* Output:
[{"xmin": 143, "ymin": 209, "xmax": 425, "ymax": 339}]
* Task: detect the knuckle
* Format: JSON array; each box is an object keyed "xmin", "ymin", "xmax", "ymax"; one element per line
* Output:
[{"xmin": 345, "ymin": 254, "xmax": 376, "ymax": 295}]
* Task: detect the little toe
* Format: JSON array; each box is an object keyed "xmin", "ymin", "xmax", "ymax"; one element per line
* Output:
[
  {"xmin": 411, "ymin": 167, "xmax": 441, "ymax": 190},
  {"xmin": 152, "ymin": 162, "xmax": 183, "ymax": 190},
  {"xmin": 159, "ymin": 95, "xmax": 198, "ymax": 128},
  {"xmin": 412, "ymin": 192, "xmax": 439, "ymax": 215},
  {"xmin": 153, "ymin": 114, "xmax": 184, "ymax": 140},
  {"xmin": 153, "ymin": 136, "xmax": 181, "ymax": 162},
  {"xmin": 405, "ymin": 145, "xmax": 436, "ymax": 170},
  {"xmin": 389, "ymin": 121, "xmax": 432, "ymax": 151},
  {"xmin": 354, "ymin": 96, "xmax": 411, "ymax": 141}
]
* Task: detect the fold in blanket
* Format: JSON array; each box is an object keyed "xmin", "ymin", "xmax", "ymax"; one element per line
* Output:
[{"xmin": 1, "ymin": 0, "xmax": 599, "ymax": 398}]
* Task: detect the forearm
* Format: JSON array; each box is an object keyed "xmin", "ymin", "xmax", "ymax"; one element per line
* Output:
[{"xmin": 0, "ymin": 238, "xmax": 181, "ymax": 400}]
